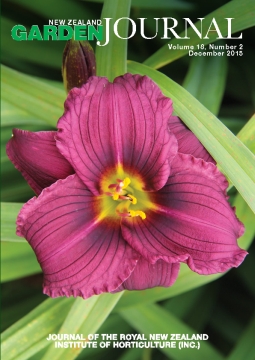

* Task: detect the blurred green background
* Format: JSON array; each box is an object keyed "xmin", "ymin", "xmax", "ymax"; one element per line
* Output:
[{"xmin": 1, "ymin": 0, "xmax": 255, "ymax": 359}]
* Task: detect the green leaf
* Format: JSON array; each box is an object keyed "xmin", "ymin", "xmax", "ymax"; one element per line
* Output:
[
  {"xmin": 227, "ymin": 312, "xmax": 255, "ymax": 360},
  {"xmin": 96, "ymin": 0, "xmax": 131, "ymax": 80},
  {"xmin": 127, "ymin": 61, "xmax": 255, "ymax": 213},
  {"xmin": 41, "ymin": 296, "xmax": 97, "ymax": 360},
  {"xmin": 1, "ymin": 203, "xmax": 25, "ymax": 243},
  {"xmin": 1, "ymin": 241, "xmax": 41, "ymax": 282},
  {"xmin": 117, "ymin": 348, "xmax": 144, "ymax": 360},
  {"xmin": 237, "ymin": 251, "xmax": 255, "ymax": 297},
  {"xmin": 1, "ymin": 65, "xmax": 66, "ymax": 127},
  {"xmin": 233, "ymin": 193, "xmax": 255, "ymax": 250},
  {"xmin": 223, "ymin": 114, "xmax": 255, "ymax": 191},
  {"xmin": 84, "ymin": 0, "xmax": 193, "ymax": 10},
  {"xmin": 1, "ymin": 202, "xmax": 42, "ymax": 281},
  {"xmin": 9, "ymin": 0, "xmax": 95, "ymax": 21},
  {"xmin": 1, "ymin": 100, "xmax": 47, "ymax": 128},
  {"xmin": 220, "ymin": 118, "xmax": 246, "ymax": 135},
  {"xmin": 0, "ymin": 180, "xmax": 34, "ymax": 203},
  {"xmin": 237, "ymin": 113, "xmax": 255, "ymax": 154},
  {"xmin": 120, "ymin": 303, "xmax": 224, "ymax": 360},
  {"xmin": 1, "ymin": 298, "xmax": 75, "ymax": 360},
  {"xmin": 1, "ymin": 293, "xmax": 45, "ymax": 334},
  {"xmin": 116, "ymin": 192, "xmax": 255, "ymax": 310},
  {"xmin": 131, "ymin": 0, "xmax": 193, "ymax": 9},
  {"xmin": 144, "ymin": 0, "xmax": 255, "ymax": 69},
  {"xmin": 42, "ymin": 293, "xmax": 123, "ymax": 360},
  {"xmin": 182, "ymin": 52, "xmax": 227, "ymax": 115},
  {"xmin": 1, "ymin": 17, "xmax": 62, "ymax": 69},
  {"xmin": 181, "ymin": 285, "xmax": 217, "ymax": 332},
  {"xmin": 163, "ymin": 286, "xmax": 204, "ymax": 319}
]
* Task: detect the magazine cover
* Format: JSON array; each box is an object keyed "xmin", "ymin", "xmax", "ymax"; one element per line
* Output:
[{"xmin": 1, "ymin": 0, "xmax": 255, "ymax": 359}]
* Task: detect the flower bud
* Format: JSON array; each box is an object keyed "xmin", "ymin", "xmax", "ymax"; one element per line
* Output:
[{"xmin": 62, "ymin": 39, "xmax": 96, "ymax": 93}]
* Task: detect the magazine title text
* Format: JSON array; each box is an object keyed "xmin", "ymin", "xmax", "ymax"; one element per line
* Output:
[{"xmin": 11, "ymin": 17, "xmax": 242, "ymax": 46}]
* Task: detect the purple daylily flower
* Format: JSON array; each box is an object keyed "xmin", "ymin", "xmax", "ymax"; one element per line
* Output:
[{"xmin": 6, "ymin": 74, "xmax": 247, "ymax": 299}]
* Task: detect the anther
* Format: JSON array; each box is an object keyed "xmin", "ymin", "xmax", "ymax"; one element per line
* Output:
[
  {"xmin": 128, "ymin": 194, "xmax": 137, "ymax": 204},
  {"xmin": 112, "ymin": 192, "xmax": 119, "ymax": 200},
  {"xmin": 122, "ymin": 177, "xmax": 131, "ymax": 189},
  {"xmin": 129, "ymin": 210, "xmax": 146, "ymax": 220}
]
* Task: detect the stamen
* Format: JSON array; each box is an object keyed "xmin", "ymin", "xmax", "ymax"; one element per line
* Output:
[
  {"xmin": 112, "ymin": 192, "xmax": 119, "ymax": 201},
  {"xmin": 119, "ymin": 195, "xmax": 130, "ymax": 200},
  {"xmin": 108, "ymin": 184, "xmax": 117, "ymax": 189},
  {"xmin": 122, "ymin": 177, "xmax": 131, "ymax": 189},
  {"xmin": 128, "ymin": 194, "xmax": 137, "ymax": 204},
  {"xmin": 129, "ymin": 210, "xmax": 146, "ymax": 220},
  {"xmin": 116, "ymin": 184, "xmax": 122, "ymax": 193}
]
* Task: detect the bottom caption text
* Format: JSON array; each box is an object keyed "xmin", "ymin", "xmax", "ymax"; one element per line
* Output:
[{"xmin": 46, "ymin": 333, "xmax": 209, "ymax": 350}]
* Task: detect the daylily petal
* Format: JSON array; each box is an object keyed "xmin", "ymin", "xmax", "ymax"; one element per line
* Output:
[
  {"xmin": 56, "ymin": 74, "xmax": 178, "ymax": 195},
  {"xmin": 17, "ymin": 174, "xmax": 139, "ymax": 299},
  {"xmin": 121, "ymin": 153, "xmax": 247, "ymax": 275},
  {"xmin": 6, "ymin": 129, "xmax": 74, "ymax": 195},
  {"xmin": 113, "ymin": 258, "xmax": 179, "ymax": 292},
  {"xmin": 169, "ymin": 116, "xmax": 215, "ymax": 163}
]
